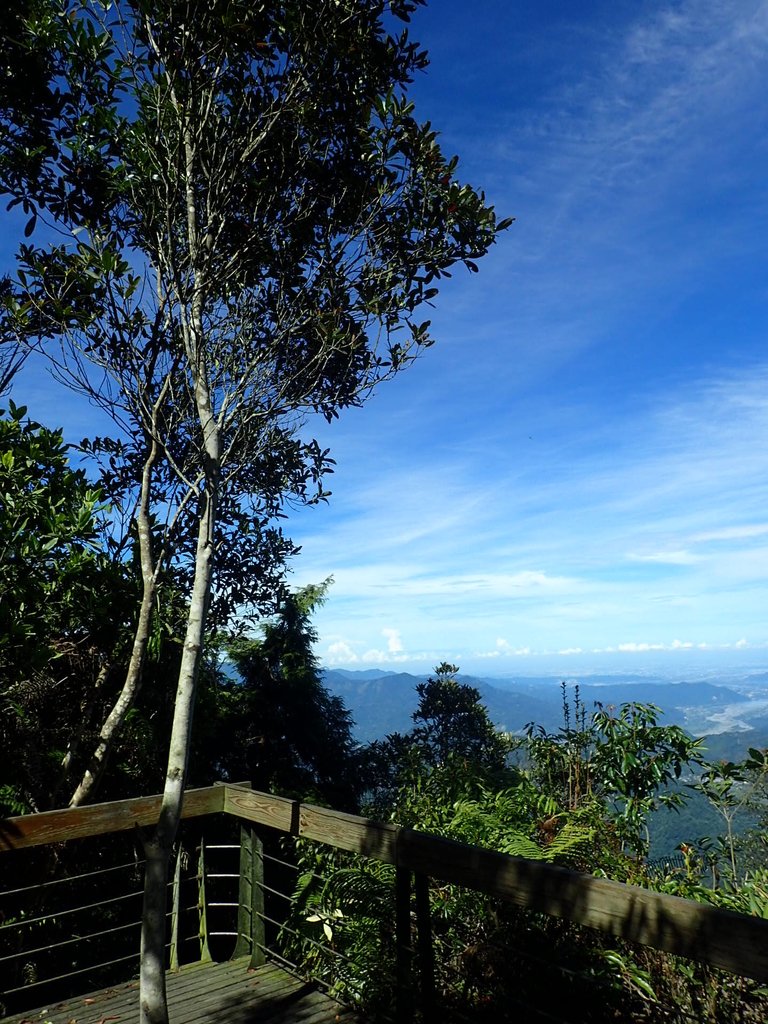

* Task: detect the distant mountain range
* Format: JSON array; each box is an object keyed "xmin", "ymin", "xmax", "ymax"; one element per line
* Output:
[{"xmin": 321, "ymin": 668, "xmax": 768, "ymax": 759}]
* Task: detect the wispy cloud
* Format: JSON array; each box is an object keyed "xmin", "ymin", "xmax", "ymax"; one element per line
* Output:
[
  {"xmin": 297, "ymin": 360, "xmax": 768, "ymax": 669},
  {"xmin": 692, "ymin": 524, "xmax": 768, "ymax": 544},
  {"xmin": 629, "ymin": 551, "xmax": 700, "ymax": 566}
]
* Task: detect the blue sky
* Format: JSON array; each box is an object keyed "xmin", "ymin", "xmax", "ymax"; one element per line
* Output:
[
  {"xmin": 286, "ymin": 0, "xmax": 768, "ymax": 675},
  {"xmin": 8, "ymin": 0, "xmax": 768, "ymax": 677}
]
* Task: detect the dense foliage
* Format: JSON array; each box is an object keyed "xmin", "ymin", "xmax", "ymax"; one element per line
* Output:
[
  {"xmin": 0, "ymin": 406, "xmax": 232, "ymax": 814},
  {"xmin": 199, "ymin": 582, "xmax": 366, "ymax": 809},
  {"xmin": 279, "ymin": 678, "xmax": 768, "ymax": 1023},
  {"xmin": 0, "ymin": 405, "xmax": 126, "ymax": 813}
]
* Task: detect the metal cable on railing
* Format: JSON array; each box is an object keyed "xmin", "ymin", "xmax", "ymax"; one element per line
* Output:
[
  {"xmin": 2, "ymin": 950, "xmax": 142, "ymax": 997},
  {"xmin": 1, "ymin": 941, "xmax": 173, "ymax": 997},
  {"xmin": 0, "ymin": 828, "xmax": 234, "ymax": 1017},
  {"xmin": 0, "ymin": 858, "xmax": 146, "ymax": 899},
  {"xmin": 0, "ymin": 886, "xmax": 144, "ymax": 929},
  {"xmin": 263, "ymin": 848, "xmax": 326, "ymax": 884},
  {"xmin": 0, "ymin": 917, "xmax": 142, "ymax": 962},
  {"xmin": 254, "ymin": 878, "xmax": 293, "ymax": 901}
]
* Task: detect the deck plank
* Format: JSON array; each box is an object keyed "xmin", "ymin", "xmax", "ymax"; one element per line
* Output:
[{"xmin": 2, "ymin": 959, "xmax": 362, "ymax": 1024}]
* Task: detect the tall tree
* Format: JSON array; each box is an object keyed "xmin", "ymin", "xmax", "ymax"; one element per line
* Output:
[
  {"xmin": 0, "ymin": 403, "xmax": 126, "ymax": 813},
  {"xmin": 364, "ymin": 663, "xmax": 513, "ymax": 818},
  {"xmin": 221, "ymin": 581, "xmax": 363, "ymax": 810},
  {"xmin": 411, "ymin": 662, "xmax": 511, "ymax": 772},
  {"xmin": 0, "ymin": 3, "xmax": 509, "ymax": 1020}
]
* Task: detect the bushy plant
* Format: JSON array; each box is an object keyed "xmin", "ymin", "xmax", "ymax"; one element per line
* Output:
[{"xmin": 275, "ymin": 673, "xmax": 765, "ymax": 1022}]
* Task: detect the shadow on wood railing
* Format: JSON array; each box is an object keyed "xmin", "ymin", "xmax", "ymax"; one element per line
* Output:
[{"xmin": 2, "ymin": 783, "xmax": 768, "ymax": 1023}]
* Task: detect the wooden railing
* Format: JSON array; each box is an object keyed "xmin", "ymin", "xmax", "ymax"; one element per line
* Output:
[{"xmin": 3, "ymin": 783, "xmax": 768, "ymax": 1021}]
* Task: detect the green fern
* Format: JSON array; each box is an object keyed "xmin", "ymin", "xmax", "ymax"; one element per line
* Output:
[
  {"xmin": 0, "ymin": 783, "xmax": 31, "ymax": 816},
  {"xmin": 278, "ymin": 842, "xmax": 398, "ymax": 1012},
  {"xmin": 496, "ymin": 830, "xmax": 550, "ymax": 860},
  {"xmin": 538, "ymin": 820, "xmax": 596, "ymax": 864}
]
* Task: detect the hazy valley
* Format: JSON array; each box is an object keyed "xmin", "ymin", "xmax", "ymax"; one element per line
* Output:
[{"xmin": 322, "ymin": 666, "xmax": 768, "ymax": 760}]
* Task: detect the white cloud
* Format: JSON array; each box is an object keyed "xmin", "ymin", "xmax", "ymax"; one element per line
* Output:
[
  {"xmin": 326, "ymin": 641, "xmax": 358, "ymax": 664},
  {"xmin": 304, "ymin": 564, "xmax": 582, "ymax": 603},
  {"xmin": 614, "ymin": 638, "xmax": 730, "ymax": 654},
  {"xmin": 382, "ymin": 628, "xmax": 403, "ymax": 654},
  {"xmin": 617, "ymin": 642, "xmax": 666, "ymax": 653},
  {"xmin": 692, "ymin": 524, "xmax": 768, "ymax": 543},
  {"xmin": 361, "ymin": 648, "xmax": 411, "ymax": 665},
  {"xmin": 628, "ymin": 550, "xmax": 699, "ymax": 565},
  {"xmin": 481, "ymin": 638, "xmax": 536, "ymax": 655}
]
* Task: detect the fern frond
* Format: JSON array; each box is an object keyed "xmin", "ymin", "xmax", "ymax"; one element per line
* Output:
[
  {"xmin": 497, "ymin": 831, "xmax": 549, "ymax": 860},
  {"xmin": 542, "ymin": 821, "xmax": 596, "ymax": 864}
]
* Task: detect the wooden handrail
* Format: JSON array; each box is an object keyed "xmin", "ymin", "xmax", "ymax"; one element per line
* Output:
[
  {"xmin": 0, "ymin": 785, "xmax": 224, "ymax": 850},
  {"xmin": 218, "ymin": 785, "xmax": 768, "ymax": 983},
  {"xmin": 222, "ymin": 785, "xmax": 400, "ymax": 862},
  {"xmin": 398, "ymin": 826, "xmax": 768, "ymax": 981},
  {"xmin": 4, "ymin": 782, "xmax": 768, "ymax": 983}
]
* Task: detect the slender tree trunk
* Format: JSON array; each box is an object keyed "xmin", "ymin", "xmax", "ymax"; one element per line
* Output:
[
  {"xmin": 726, "ymin": 814, "xmax": 737, "ymax": 880},
  {"xmin": 51, "ymin": 659, "xmax": 111, "ymax": 806},
  {"xmin": 68, "ymin": 580, "xmax": 156, "ymax": 806},
  {"xmin": 139, "ymin": 97, "xmax": 221, "ymax": 1023},
  {"xmin": 139, "ymin": 455, "xmax": 218, "ymax": 1024},
  {"xmin": 140, "ymin": 833, "xmax": 171, "ymax": 1024},
  {"xmin": 69, "ymin": 446, "xmax": 160, "ymax": 807}
]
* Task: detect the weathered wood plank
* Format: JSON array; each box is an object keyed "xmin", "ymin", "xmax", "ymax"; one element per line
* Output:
[
  {"xmin": 0, "ymin": 786, "xmax": 224, "ymax": 851},
  {"xmin": 397, "ymin": 827, "xmax": 768, "ymax": 982},
  {"xmin": 299, "ymin": 804, "xmax": 398, "ymax": 862},
  {"xmin": 165, "ymin": 963, "xmax": 301, "ymax": 1018},
  {"xmin": 1, "ymin": 959, "xmax": 361, "ymax": 1024},
  {"xmin": 223, "ymin": 785, "xmax": 298, "ymax": 832},
  {"xmin": 222, "ymin": 787, "xmax": 400, "ymax": 861}
]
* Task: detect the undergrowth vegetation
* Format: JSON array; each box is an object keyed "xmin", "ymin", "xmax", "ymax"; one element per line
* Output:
[{"xmin": 278, "ymin": 670, "xmax": 768, "ymax": 1023}]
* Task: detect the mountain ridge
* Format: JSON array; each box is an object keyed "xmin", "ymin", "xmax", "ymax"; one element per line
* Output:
[{"xmin": 321, "ymin": 668, "xmax": 752, "ymax": 744}]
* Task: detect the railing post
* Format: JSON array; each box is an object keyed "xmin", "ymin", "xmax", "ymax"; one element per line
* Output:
[
  {"xmin": 395, "ymin": 865, "xmax": 413, "ymax": 1024},
  {"xmin": 235, "ymin": 824, "xmax": 265, "ymax": 968},
  {"xmin": 169, "ymin": 842, "xmax": 183, "ymax": 971},
  {"xmin": 414, "ymin": 871, "xmax": 437, "ymax": 1024},
  {"xmin": 196, "ymin": 837, "xmax": 212, "ymax": 964}
]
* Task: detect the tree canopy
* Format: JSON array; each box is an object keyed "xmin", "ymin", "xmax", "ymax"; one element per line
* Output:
[
  {"xmin": 411, "ymin": 662, "xmax": 511, "ymax": 772},
  {"xmin": 222, "ymin": 581, "xmax": 363, "ymax": 809},
  {"xmin": 0, "ymin": 403, "xmax": 125, "ymax": 813},
  {"xmin": 1, "ymin": 4, "xmax": 509, "ymax": 1020}
]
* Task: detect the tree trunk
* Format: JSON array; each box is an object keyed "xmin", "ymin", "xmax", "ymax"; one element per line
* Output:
[
  {"xmin": 69, "ymin": 443, "xmax": 160, "ymax": 808},
  {"xmin": 138, "ymin": 99, "xmax": 221, "ymax": 1024},
  {"xmin": 51, "ymin": 659, "xmax": 111, "ymax": 806},
  {"xmin": 138, "ymin": 481, "xmax": 217, "ymax": 1024},
  {"xmin": 68, "ymin": 579, "xmax": 156, "ymax": 806},
  {"xmin": 140, "ymin": 834, "xmax": 171, "ymax": 1024}
]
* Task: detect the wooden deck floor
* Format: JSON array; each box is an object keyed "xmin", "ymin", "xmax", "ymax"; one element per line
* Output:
[{"xmin": 3, "ymin": 958, "xmax": 362, "ymax": 1024}]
